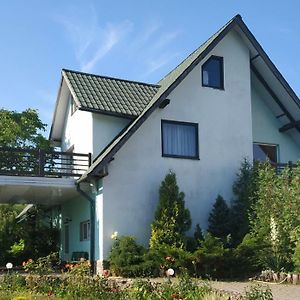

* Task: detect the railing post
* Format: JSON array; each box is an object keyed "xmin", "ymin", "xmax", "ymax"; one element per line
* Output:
[
  {"xmin": 38, "ymin": 149, "xmax": 45, "ymax": 177},
  {"xmin": 88, "ymin": 153, "xmax": 92, "ymax": 167}
]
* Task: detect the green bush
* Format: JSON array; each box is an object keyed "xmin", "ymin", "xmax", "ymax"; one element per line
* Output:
[
  {"xmin": 193, "ymin": 233, "xmax": 226, "ymax": 278},
  {"xmin": 109, "ymin": 236, "xmax": 145, "ymax": 276},
  {"xmin": 232, "ymin": 234, "xmax": 265, "ymax": 278},
  {"xmin": 244, "ymin": 284, "xmax": 273, "ymax": 300}
]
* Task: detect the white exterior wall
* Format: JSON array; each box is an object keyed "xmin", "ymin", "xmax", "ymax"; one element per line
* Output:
[
  {"xmin": 100, "ymin": 31, "xmax": 253, "ymax": 258},
  {"xmin": 61, "ymin": 100, "xmax": 93, "ymax": 154},
  {"xmin": 92, "ymin": 114, "xmax": 130, "ymax": 159},
  {"xmin": 251, "ymin": 73, "xmax": 300, "ymax": 162}
]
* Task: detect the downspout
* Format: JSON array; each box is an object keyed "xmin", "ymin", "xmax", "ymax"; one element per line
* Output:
[{"xmin": 76, "ymin": 182, "xmax": 96, "ymax": 275}]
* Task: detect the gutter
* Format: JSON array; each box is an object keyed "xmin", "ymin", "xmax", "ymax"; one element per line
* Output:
[{"xmin": 76, "ymin": 182, "xmax": 96, "ymax": 275}]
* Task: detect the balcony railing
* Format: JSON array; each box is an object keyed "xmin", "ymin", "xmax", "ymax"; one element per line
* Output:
[
  {"xmin": 270, "ymin": 161, "xmax": 296, "ymax": 175},
  {"xmin": 0, "ymin": 147, "xmax": 91, "ymax": 178}
]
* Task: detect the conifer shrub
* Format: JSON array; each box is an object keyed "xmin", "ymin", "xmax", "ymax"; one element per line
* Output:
[
  {"xmin": 208, "ymin": 195, "xmax": 231, "ymax": 244},
  {"xmin": 149, "ymin": 171, "xmax": 191, "ymax": 249}
]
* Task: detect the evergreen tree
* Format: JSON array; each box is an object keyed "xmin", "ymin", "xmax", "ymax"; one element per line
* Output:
[
  {"xmin": 230, "ymin": 159, "xmax": 259, "ymax": 246},
  {"xmin": 149, "ymin": 171, "xmax": 191, "ymax": 248},
  {"xmin": 194, "ymin": 223, "xmax": 204, "ymax": 244},
  {"xmin": 208, "ymin": 195, "xmax": 230, "ymax": 242}
]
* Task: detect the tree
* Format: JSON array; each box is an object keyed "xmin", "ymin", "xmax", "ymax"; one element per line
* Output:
[
  {"xmin": 0, "ymin": 108, "xmax": 58, "ymax": 265},
  {"xmin": 0, "ymin": 108, "xmax": 50, "ymax": 149},
  {"xmin": 208, "ymin": 195, "xmax": 230, "ymax": 242},
  {"xmin": 230, "ymin": 159, "xmax": 259, "ymax": 246},
  {"xmin": 250, "ymin": 162, "xmax": 300, "ymax": 271},
  {"xmin": 149, "ymin": 171, "xmax": 192, "ymax": 249}
]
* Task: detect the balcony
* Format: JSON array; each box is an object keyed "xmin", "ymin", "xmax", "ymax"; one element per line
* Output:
[
  {"xmin": 0, "ymin": 147, "xmax": 91, "ymax": 205},
  {"xmin": 0, "ymin": 147, "xmax": 91, "ymax": 178}
]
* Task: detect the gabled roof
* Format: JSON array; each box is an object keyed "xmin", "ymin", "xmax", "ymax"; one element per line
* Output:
[
  {"xmin": 63, "ymin": 69, "xmax": 160, "ymax": 118},
  {"xmin": 78, "ymin": 14, "xmax": 300, "ymax": 182}
]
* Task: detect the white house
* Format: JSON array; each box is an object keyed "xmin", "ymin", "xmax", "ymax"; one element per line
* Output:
[{"xmin": 1, "ymin": 14, "xmax": 300, "ymax": 274}]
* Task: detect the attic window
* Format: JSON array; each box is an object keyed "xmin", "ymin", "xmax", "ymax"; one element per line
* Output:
[
  {"xmin": 202, "ymin": 56, "xmax": 224, "ymax": 89},
  {"xmin": 69, "ymin": 94, "xmax": 76, "ymax": 115}
]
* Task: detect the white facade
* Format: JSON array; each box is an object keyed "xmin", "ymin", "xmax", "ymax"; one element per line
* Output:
[{"xmin": 55, "ymin": 24, "xmax": 300, "ymax": 268}]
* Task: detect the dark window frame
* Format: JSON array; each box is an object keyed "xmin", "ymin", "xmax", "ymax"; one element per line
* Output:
[
  {"xmin": 253, "ymin": 142, "xmax": 279, "ymax": 163},
  {"xmin": 70, "ymin": 94, "xmax": 77, "ymax": 115},
  {"xmin": 201, "ymin": 55, "xmax": 224, "ymax": 90},
  {"xmin": 161, "ymin": 119, "xmax": 199, "ymax": 160},
  {"xmin": 80, "ymin": 220, "xmax": 91, "ymax": 241}
]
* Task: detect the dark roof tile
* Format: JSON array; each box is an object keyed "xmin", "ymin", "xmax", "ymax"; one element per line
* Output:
[{"xmin": 63, "ymin": 70, "xmax": 160, "ymax": 117}]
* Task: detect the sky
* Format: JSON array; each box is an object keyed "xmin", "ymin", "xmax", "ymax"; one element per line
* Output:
[{"xmin": 1, "ymin": 1, "xmax": 300, "ymax": 136}]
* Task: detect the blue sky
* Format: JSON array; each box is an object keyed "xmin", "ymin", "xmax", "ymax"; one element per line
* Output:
[{"xmin": 1, "ymin": 1, "xmax": 300, "ymax": 135}]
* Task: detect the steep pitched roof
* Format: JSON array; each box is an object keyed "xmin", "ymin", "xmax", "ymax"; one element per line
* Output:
[
  {"xmin": 78, "ymin": 14, "xmax": 300, "ymax": 182},
  {"xmin": 62, "ymin": 69, "xmax": 160, "ymax": 118}
]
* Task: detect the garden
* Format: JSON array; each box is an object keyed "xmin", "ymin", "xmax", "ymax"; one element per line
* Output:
[{"xmin": 2, "ymin": 160, "xmax": 300, "ymax": 298}]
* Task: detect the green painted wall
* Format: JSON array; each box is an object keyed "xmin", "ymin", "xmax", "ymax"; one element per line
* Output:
[
  {"xmin": 60, "ymin": 196, "xmax": 90, "ymax": 261},
  {"xmin": 251, "ymin": 72, "xmax": 300, "ymax": 163}
]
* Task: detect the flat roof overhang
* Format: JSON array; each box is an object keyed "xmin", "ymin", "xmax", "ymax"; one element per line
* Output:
[{"xmin": 0, "ymin": 176, "xmax": 79, "ymax": 205}]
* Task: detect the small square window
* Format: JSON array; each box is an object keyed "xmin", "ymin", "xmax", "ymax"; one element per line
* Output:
[
  {"xmin": 202, "ymin": 56, "xmax": 224, "ymax": 89},
  {"xmin": 80, "ymin": 220, "xmax": 90, "ymax": 241},
  {"xmin": 161, "ymin": 120, "xmax": 199, "ymax": 159},
  {"xmin": 253, "ymin": 143, "xmax": 278, "ymax": 163}
]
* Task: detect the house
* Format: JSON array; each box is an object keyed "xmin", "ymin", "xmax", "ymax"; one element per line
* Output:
[{"xmin": 1, "ymin": 14, "xmax": 300, "ymax": 274}]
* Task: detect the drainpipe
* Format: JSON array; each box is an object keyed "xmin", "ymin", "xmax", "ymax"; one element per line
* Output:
[{"xmin": 76, "ymin": 182, "xmax": 96, "ymax": 275}]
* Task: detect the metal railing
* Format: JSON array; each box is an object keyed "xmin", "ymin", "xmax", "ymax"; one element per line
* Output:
[
  {"xmin": 271, "ymin": 161, "xmax": 296, "ymax": 175},
  {"xmin": 0, "ymin": 147, "xmax": 91, "ymax": 178}
]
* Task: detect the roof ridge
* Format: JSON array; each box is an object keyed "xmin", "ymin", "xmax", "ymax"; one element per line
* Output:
[
  {"xmin": 62, "ymin": 69, "xmax": 160, "ymax": 88},
  {"xmin": 158, "ymin": 14, "xmax": 241, "ymax": 85}
]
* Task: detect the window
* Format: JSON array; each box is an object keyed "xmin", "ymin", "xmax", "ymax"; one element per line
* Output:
[
  {"xmin": 253, "ymin": 143, "xmax": 278, "ymax": 163},
  {"xmin": 202, "ymin": 56, "xmax": 224, "ymax": 89},
  {"xmin": 80, "ymin": 220, "xmax": 90, "ymax": 241},
  {"xmin": 69, "ymin": 94, "xmax": 76, "ymax": 115},
  {"xmin": 161, "ymin": 120, "xmax": 199, "ymax": 159}
]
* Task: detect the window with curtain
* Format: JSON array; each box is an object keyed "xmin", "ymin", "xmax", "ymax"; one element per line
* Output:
[
  {"xmin": 202, "ymin": 56, "xmax": 224, "ymax": 89},
  {"xmin": 161, "ymin": 120, "xmax": 199, "ymax": 159}
]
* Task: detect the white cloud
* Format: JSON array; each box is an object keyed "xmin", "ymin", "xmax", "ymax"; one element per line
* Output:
[
  {"xmin": 54, "ymin": 6, "xmax": 182, "ymax": 79},
  {"xmin": 54, "ymin": 6, "xmax": 133, "ymax": 73},
  {"xmin": 81, "ymin": 21, "xmax": 133, "ymax": 72}
]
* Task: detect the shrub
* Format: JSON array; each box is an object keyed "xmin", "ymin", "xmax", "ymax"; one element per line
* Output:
[
  {"xmin": 193, "ymin": 233, "xmax": 226, "ymax": 278},
  {"xmin": 244, "ymin": 284, "xmax": 273, "ymax": 300},
  {"xmin": 230, "ymin": 159, "xmax": 259, "ymax": 246},
  {"xmin": 208, "ymin": 195, "xmax": 231, "ymax": 244},
  {"xmin": 109, "ymin": 236, "xmax": 145, "ymax": 276},
  {"xmin": 232, "ymin": 234, "xmax": 265, "ymax": 278},
  {"xmin": 149, "ymin": 171, "xmax": 191, "ymax": 249}
]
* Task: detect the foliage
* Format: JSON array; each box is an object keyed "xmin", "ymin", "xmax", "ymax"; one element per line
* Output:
[
  {"xmin": 109, "ymin": 236, "xmax": 145, "ymax": 276},
  {"xmin": 23, "ymin": 252, "xmax": 58, "ymax": 275},
  {"xmin": 193, "ymin": 233, "xmax": 227, "ymax": 278},
  {"xmin": 250, "ymin": 162, "xmax": 300, "ymax": 271},
  {"xmin": 0, "ymin": 204, "xmax": 24, "ymax": 265},
  {"xmin": 0, "ymin": 273, "xmax": 241, "ymax": 300},
  {"xmin": 150, "ymin": 171, "xmax": 192, "ymax": 249},
  {"xmin": 232, "ymin": 234, "xmax": 265, "ymax": 278},
  {"xmin": 244, "ymin": 284, "xmax": 273, "ymax": 300},
  {"xmin": 293, "ymin": 242, "xmax": 300, "ymax": 272},
  {"xmin": 208, "ymin": 195, "xmax": 230, "ymax": 243},
  {"xmin": 0, "ymin": 108, "xmax": 50, "ymax": 149},
  {"xmin": 230, "ymin": 160, "xmax": 259, "ymax": 246}
]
